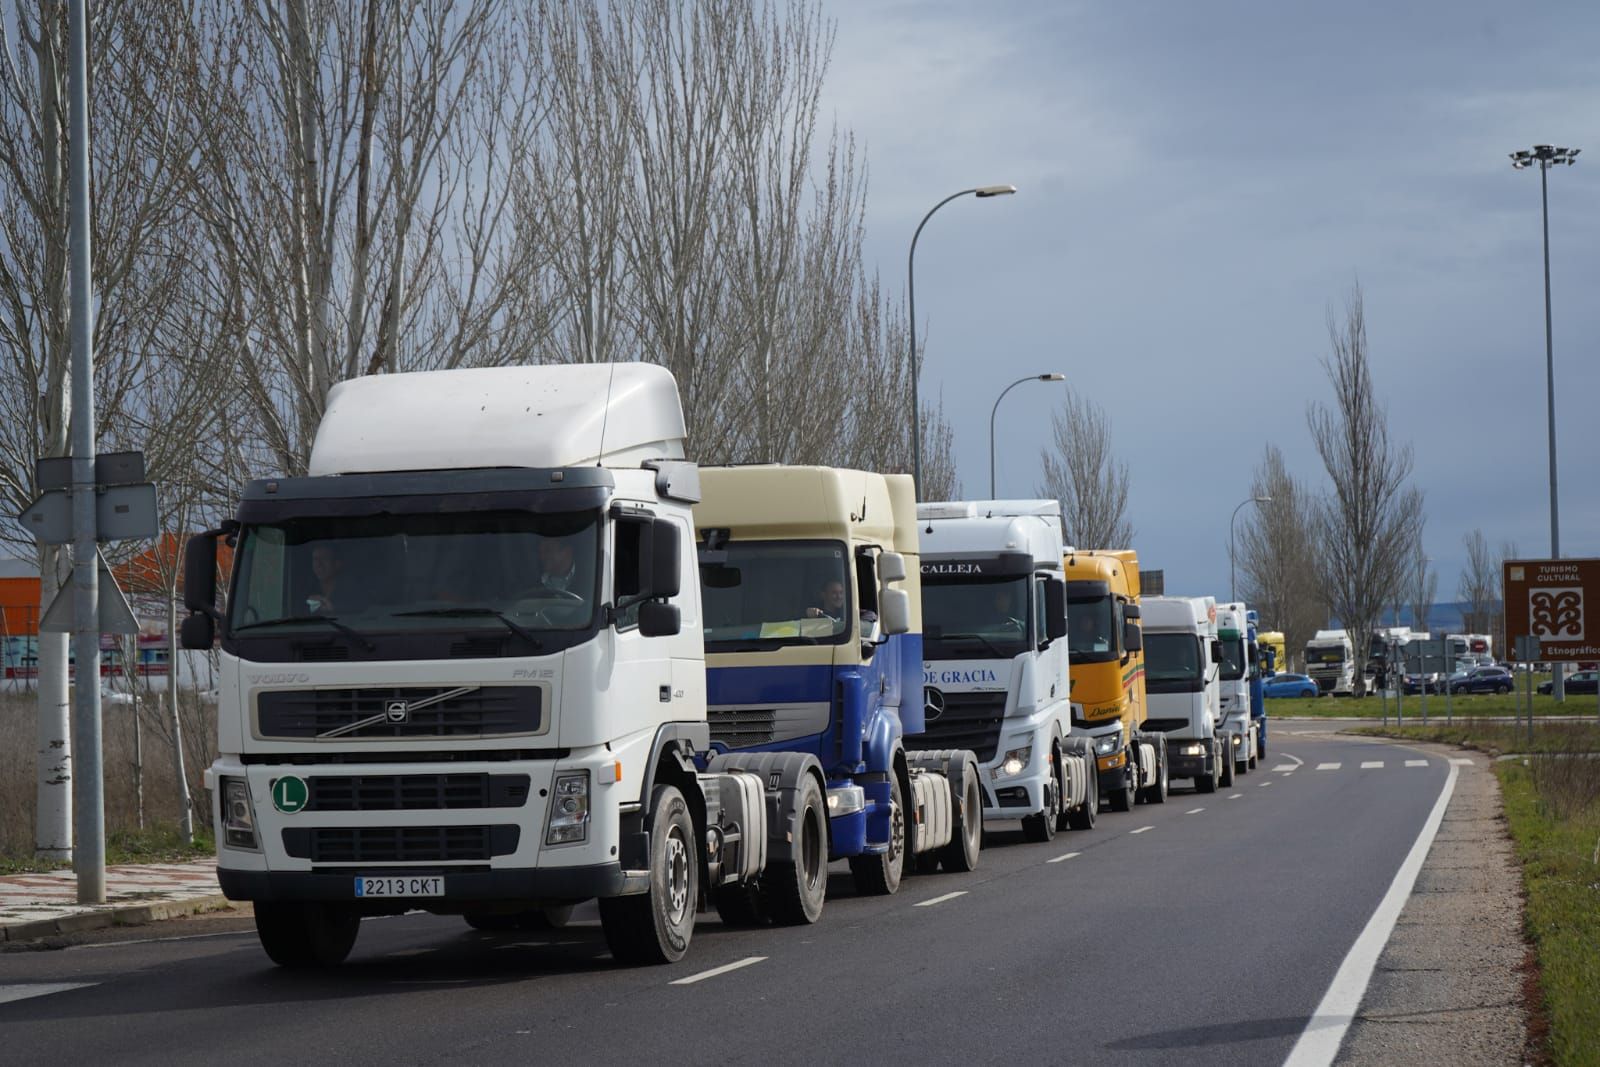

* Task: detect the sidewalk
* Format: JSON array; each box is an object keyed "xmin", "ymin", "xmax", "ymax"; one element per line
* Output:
[{"xmin": 0, "ymin": 860, "xmax": 231, "ymax": 943}]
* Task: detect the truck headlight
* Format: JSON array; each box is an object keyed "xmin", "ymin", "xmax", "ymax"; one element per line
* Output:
[
  {"xmin": 1232, "ymin": 733, "xmax": 1242, "ymax": 747},
  {"xmin": 545, "ymin": 772, "xmax": 590, "ymax": 846},
  {"xmin": 1182, "ymin": 742, "xmax": 1205, "ymax": 756},
  {"xmin": 1093, "ymin": 731, "xmax": 1122, "ymax": 757},
  {"xmin": 827, "ymin": 785, "xmax": 865, "ymax": 816},
  {"xmin": 222, "ymin": 777, "xmax": 259, "ymax": 851},
  {"xmin": 999, "ymin": 744, "xmax": 1032, "ymax": 778}
]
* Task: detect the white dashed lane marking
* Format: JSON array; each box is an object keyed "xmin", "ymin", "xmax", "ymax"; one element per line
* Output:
[
  {"xmin": 1228, "ymin": 793, "xmax": 1243, "ymax": 799},
  {"xmin": 1129, "ymin": 826, "xmax": 1153, "ymax": 835},
  {"xmin": 1185, "ymin": 808, "xmax": 1204, "ymax": 815},
  {"xmin": 1258, "ymin": 781, "xmax": 1273, "ymax": 787},
  {"xmin": 669, "ymin": 957, "xmax": 768, "ymax": 986},
  {"xmin": 1047, "ymin": 852, "xmax": 1081, "ymax": 864},
  {"xmin": 913, "ymin": 891, "xmax": 968, "ymax": 908},
  {"xmin": 1271, "ymin": 764, "xmax": 1298, "ymax": 773},
  {"xmin": 1405, "ymin": 759, "xmax": 1429, "ymax": 768},
  {"xmin": 1361, "ymin": 761, "xmax": 1385, "ymax": 769},
  {"xmin": 1316, "ymin": 762, "xmax": 1342, "ymax": 771}
]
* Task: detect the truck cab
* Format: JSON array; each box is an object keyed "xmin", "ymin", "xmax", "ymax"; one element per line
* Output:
[
  {"xmin": 694, "ymin": 466, "xmax": 984, "ymax": 900},
  {"xmin": 911, "ymin": 501, "xmax": 1096, "ymax": 842},
  {"xmin": 1215, "ymin": 602, "xmax": 1258, "ymax": 776},
  {"xmin": 1304, "ymin": 629, "xmax": 1356, "ymax": 696},
  {"xmin": 1142, "ymin": 595, "xmax": 1229, "ymax": 791}
]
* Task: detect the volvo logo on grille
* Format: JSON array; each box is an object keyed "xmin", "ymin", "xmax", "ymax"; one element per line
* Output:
[
  {"xmin": 924, "ymin": 686, "xmax": 946, "ymax": 721},
  {"xmin": 385, "ymin": 700, "xmax": 410, "ymax": 723}
]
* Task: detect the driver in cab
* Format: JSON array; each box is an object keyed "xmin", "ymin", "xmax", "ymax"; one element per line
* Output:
[{"xmin": 537, "ymin": 537, "xmax": 580, "ymax": 594}]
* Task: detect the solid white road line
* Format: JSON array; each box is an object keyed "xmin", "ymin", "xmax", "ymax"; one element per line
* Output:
[
  {"xmin": 1316, "ymin": 762, "xmax": 1341, "ymax": 771},
  {"xmin": 913, "ymin": 891, "xmax": 969, "ymax": 908},
  {"xmin": 1283, "ymin": 762, "xmax": 1460, "ymax": 1067},
  {"xmin": 1047, "ymin": 851, "xmax": 1081, "ymax": 864},
  {"xmin": 1361, "ymin": 761, "xmax": 1385, "ymax": 769},
  {"xmin": 1405, "ymin": 759, "xmax": 1429, "ymax": 768},
  {"xmin": 0, "ymin": 983, "xmax": 96, "ymax": 1005},
  {"xmin": 1185, "ymin": 807, "xmax": 1204, "ymax": 815},
  {"xmin": 669, "ymin": 956, "xmax": 768, "ymax": 986},
  {"xmin": 1129, "ymin": 826, "xmax": 1153, "ymax": 834},
  {"xmin": 1280, "ymin": 752, "xmax": 1306, "ymax": 768}
]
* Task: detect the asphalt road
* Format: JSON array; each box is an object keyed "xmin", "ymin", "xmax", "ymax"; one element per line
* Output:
[{"xmin": 0, "ymin": 732, "xmax": 1450, "ymax": 1066}]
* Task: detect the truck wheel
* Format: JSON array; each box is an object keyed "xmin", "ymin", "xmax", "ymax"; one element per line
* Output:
[
  {"xmin": 1148, "ymin": 751, "xmax": 1168, "ymax": 804},
  {"xmin": 1109, "ymin": 762, "xmax": 1136, "ymax": 813},
  {"xmin": 767, "ymin": 774, "xmax": 827, "ymax": 925},
  {"xmin": 849, "ymin": 773, "xmax": 905, "ymax": 896},
  {"xmin": 940, "ymin": 765, "xmax": 983, "ymax": 872},
  {"xmin": 1220, "ymin": 750, "xmax": 1236, "ymax": 787},
  {"xmin": 1195, "ymin": 759, "xmax": 1218, "ymax": 794},
  {"xmin": 254, "ymin": 901, "xmax": 360, "ymax": 968},
  {"xmin": 1022, "ymin": 757, "xmax": 1060, "ymax": 843},
  {"xmin": 600, "ymin": 784, "xmax": 697, "ymax": 965},
  {"xmin": 1065, "ymin": 761, "xmax": 1097, "ymax": 831}
]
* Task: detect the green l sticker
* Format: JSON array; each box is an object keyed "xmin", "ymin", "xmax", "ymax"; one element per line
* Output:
[{"xmin": 271, "ymin": 775, "xmax": 308, "ymax": 814}]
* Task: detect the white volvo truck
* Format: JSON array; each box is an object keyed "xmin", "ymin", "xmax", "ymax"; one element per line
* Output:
[
  {"xmin": 1215, "ymin": 602, "xmax": 1258, "ymax": 776},
  {"xmin": 1141, "ymin": 595, "xmax": 1229, "ymax": 791},
  {"xmin": 911, "ymin": 501, "xmax": 1097, "ymax": 842},
  {"xmin": 184, "ymin": 364, "xmax": 830, "ymax": 967}
]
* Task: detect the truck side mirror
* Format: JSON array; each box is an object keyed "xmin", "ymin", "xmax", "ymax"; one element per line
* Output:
[
  {"xmin": 184, "ymin": 532, "xmax": 219, "ymax": 615},
  {"xmin": 1123, "ymin": 621, "xmax": 1143, "ymax": 652},
  {"xmin": 648, "ymin": 518, "xmax": 681, "ymax": 599},
  {"xmin": 877, "ymin": 551, "xmax": 907, "ymax": 584},
  {"xmin": 1044, "ymin": 579, "xmax": 1067, "ymax": 641},
  {"xmin": 638, "ymin": 600, "xmax": 681, "ymax": 638},
  {"xmin": 180, "ymin": 611, "xmax": 215, "ymax": 650},
  {"xmin": 879, "ymin": 588, "xmax": 910, "ymax": 636}
]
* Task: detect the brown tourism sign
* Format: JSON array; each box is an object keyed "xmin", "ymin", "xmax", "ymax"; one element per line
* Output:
[{"xmin": 1502, "ymin": 557, "xmax": 1600, "ymax": 661}]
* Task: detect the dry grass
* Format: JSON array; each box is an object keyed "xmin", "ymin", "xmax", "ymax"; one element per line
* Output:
[{"xmin": 0, "ymin": 687, "xmax": 217, "ymax": 861}]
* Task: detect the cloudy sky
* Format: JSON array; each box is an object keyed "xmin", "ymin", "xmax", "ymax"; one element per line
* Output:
[{"xmin": 820, "ymin": 0, "xmax": 1600, "ymax": 609}]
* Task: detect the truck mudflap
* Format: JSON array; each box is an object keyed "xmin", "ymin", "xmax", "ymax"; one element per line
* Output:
[
  {"xmin": 703, "ymin": 750, "xmax": 826, "ymax": 868},
  {"xmin": 904, "ymin": 749, "xmax": 980, "ymax": 857}
]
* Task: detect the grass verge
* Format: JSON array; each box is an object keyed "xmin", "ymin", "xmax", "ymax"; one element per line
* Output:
[
  {"xmin": 0, "ymin": 823, "xmax": 212, "ymax": 875},
  {"xmin": 1348, "ymin": 721, "xmax": 1600, "ymax": 756},
  {"xmin": 1273, "ymin": 688, "xmax": 1600, "ymax": 720}
]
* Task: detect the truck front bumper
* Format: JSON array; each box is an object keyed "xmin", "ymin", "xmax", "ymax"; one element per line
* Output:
[
  {"xmin": 1164, "ymin": 742, "xmax": 1214, "ymax": 781},
  {"xmin": 217, "ymin": 862, "xmax": 647, "ymax": 906}
]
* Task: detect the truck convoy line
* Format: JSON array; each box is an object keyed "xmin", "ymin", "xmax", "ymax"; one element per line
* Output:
[{"xmin": 178, "ymin": 362, "xmax": 1278, "ymax": 970}]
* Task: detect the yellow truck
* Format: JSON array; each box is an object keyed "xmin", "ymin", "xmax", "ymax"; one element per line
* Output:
[
  {"xmin": 1257, "ymin": 630, "xmax": 1287, "ymax": 675},
  {"xmin": 1063, "ymin": 549, "xmax": 1167, "ymax": 810}
]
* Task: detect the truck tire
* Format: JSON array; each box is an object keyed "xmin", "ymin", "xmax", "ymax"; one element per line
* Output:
[
  {"xmin": 940, "ymin": 764, "xmax": 983, "ymax": 872},
  {"xmin": 1021, "ymin": 755, "xmax": 1060, "ymax": 843},
  {"xmin": 849, "ymin": 773, "xmax": 905, "ymax": 896},
  {"xmin": 1195, "ymin": 757, "xmax": 1218, "ymax": 794},
  {"xmin": 1109, "ymin": 759, "xmax": 1136, "ymax": 813},
  {"xmin": 1139, "ymin": 750, "xmax": 1168, "ymax": 804},
  {"xmin": 1219, "ymin": 747, "xmax": 1236, "ymax": 787},
  {"xmin": 254, "ymin": 901, "xmax": 360, "ymax": 968},
  {"xmin": 1065, "ymin": 764, "xmax": 1097, "ymax": 830},
  {"xmin": 766, "ymin": 774, "xmax": 827, "ymax": 926},
  {"xmin": 600, "ymin": 784, "xmax": 697, "ymax": 965}
]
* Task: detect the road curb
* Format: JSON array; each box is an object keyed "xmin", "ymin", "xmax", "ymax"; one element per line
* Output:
[{"xmin": 1, "ymin": 894, "xmax": 237, "ymax": 944}]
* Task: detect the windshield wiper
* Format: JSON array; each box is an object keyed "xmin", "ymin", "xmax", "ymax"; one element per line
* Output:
[
  {"xmin": 935, "ymin": 632, "xmax": 1012, "ymax": 658},
  {"xmin": 392, "ymin": 607, "xmax": 544, "ymax": 648},
  {"xmin": 233, "ymin": 613, "xmax": 375, "ymax": 651}
]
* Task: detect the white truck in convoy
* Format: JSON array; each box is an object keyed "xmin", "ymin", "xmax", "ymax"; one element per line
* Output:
[
  {"xmin": 1214, "ymin": 602, "xmax": 1258, "ymax": 776},
  {"xmin": 1304, "ymin": 628, "xmax": 1357, "ymax": 696},
  {"xmin": 183, "ymin": 363, "xmax": 837, "ymax": 967},
  {"xmin": 1141, "ymin": 595, "xmax": 1229, "ymax": 791},
  {"xmin": 911, "ymin": 500, "xmax": 1098, "ymax": 841}
]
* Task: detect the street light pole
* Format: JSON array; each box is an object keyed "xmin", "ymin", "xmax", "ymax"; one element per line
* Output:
[
  {"xmin": 1511, "ymin": 144, "xmax": 1579, "ymax": 701},
  {"xmin": 908, "ymin": 184, "xmax": 1016, "ymax": 498},
  {"xmin": 1228, "ymin": 496, "xmax": 1271, "ymax": 603},
  {"xmin": 989, "ymin": 373, "xmax": 1064, "ymax": 498}
]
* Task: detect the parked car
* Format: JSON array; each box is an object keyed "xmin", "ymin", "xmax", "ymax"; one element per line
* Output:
[
  {"xmin": 1263, "ymin": 672, "xmax": 1320, "ymax": 699},
  {"xmin": 1447, "ymin": 666, "xmax": 1514, "ymax": 695},
  {"xmin": 1537, "ymin": 670, "xmax": 1600, "ymax": 696},
  {"xmin": 1402, "ymin": 672, "xmax": 1440, "ymax": 695}
]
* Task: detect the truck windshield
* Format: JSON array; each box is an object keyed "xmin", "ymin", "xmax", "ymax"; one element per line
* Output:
[
  {"xmin": 228, "ymin": 509, "xmax": 599, "ymax": 637},
  {"xmin": 1145, "ymin": 633, "xmax": 1202, "ymax": 685},
  {"xmin": 1218, "ymin": 637, "xmax": 1247, "ymax": 680},
  {"xmin": 698, "ymin": 540, "xmax": 851, "ymax": 650},
  {"xmin": 1066, "ymin": 594, "xmax": 1117, "ymax": 663},
  {"xmin": 922, "ymin": 576, "xmax": 1030, "ymax": 660},
  {"xmin": 1307, "ymin": 647, "xmax": 1345, "ymax": 664}
]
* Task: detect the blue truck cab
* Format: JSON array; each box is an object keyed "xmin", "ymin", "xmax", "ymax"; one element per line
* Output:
[
  {"xmin": 1247, "ymin": 608, "xmax": 1268, "ymax": 759},
  {"xmin": 694, "ymin": 466, "xmax": 983, "ymax": 901}
]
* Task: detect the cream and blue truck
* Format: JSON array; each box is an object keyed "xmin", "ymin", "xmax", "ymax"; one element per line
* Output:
[
  {"xmin": 184, "ymin": 364, "xmax": 847, "ymax": 967},
  {"xmin": 910, "ymin": 500, "xmax": 1097, "ymax": 841},
  {"xmin": 694, "ymin": 466, "xmax": 984, "ymax": 904}
]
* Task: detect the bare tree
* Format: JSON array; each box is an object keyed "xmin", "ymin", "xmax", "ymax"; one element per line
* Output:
[
  {"xmin": 1405, "ymin": 552, "xmax": 1437, "ymax": 635},
  {"xmin": 1306, "ymin": 285, "xmax": 1424, "ymax": 694},
  {"xmin": 1237, "ymin": 444, "xmax": 1322, "ymax": 671},
  {"xmin": 1458, "ymin": 528, "xmax": 1504, "ymax": 635},
  {"xmin": 1037, "ymin": 386, "xmax": 1134, "ymax": 549}
]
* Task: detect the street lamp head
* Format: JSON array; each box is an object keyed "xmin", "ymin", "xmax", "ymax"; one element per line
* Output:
[
  {"xmin": 974, "ymin": 185, "xmax": 1017, "ymax": 198},
  {"xmin": 1038, "ymin": 373, "xmax": 1065, "ymax": 382},
  {"xmin": 1511, "ymin": 145, "xmax": 1580, "ymax": 169}
]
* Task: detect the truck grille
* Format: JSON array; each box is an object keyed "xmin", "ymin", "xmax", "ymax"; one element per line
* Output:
[
  {"xmin": 305, "ymin": 774, "xmax": 531, "ymax": 811},
  {"xmin": 708, "ymin": 706, "xmax": 777, "ymax": 749},
  {"xmin": 912, "ymin": 691, "xmax": 1005, "ymax": 762},
  {"xmin": 281, "ymin": 824, "xmax": 519, "ymax": 863},
  {"xmin": 257, "ymin": 686, "xmax": 541, "ymax": 740}
]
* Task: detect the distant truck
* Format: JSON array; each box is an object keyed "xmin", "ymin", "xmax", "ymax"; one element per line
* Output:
[
  {"xmin": 1256, "ymin": 629, "xmax": 1287, "ymax": 676},
  {"xmin": 1064, "ymin": 549, "xmax": 1168, "ymax": 810},
  {"xmin": 695, "ymin": 466, "xmax": 984, "ymax": 904},
  {"xmin": 1304, "ymin": 629, "xmax": 1356, "ymax": 696},
  {"xmin": 185, "ymin": 363, "xmax": 835, "ymax": 967},
  {"xmin": 912, "ymin": 500, "xmax": 1098, "ymax": 842},
  {"xmin": 1143, "ymin": 595, "xmax": 1230, "ymax": 791},
  {"xmin": 1214, "ymin": 602, "xmax": 1258, "ymax": 775}
]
